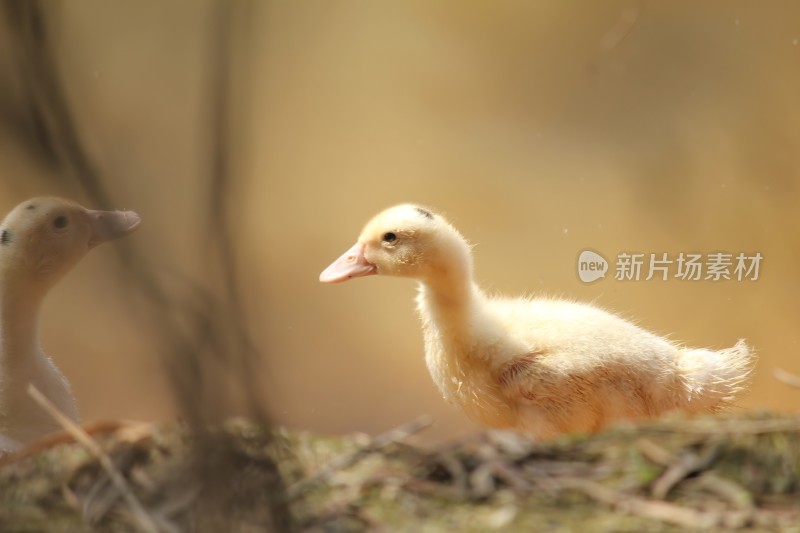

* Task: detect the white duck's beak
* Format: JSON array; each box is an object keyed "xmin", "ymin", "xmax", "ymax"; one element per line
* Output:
[
  {"xmin": 86, "ymin": 209, "xmax": 141, "ymax": 248},
  {"xmin": 319, "ymin": 242, "xmax": 377, "ymax": 283}
]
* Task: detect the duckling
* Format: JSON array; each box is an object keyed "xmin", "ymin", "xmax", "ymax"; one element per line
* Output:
[
  {"xmin": 0, "ymin": 197, "xmax": 140, "ymax": 449},
  {"xmin": 320, "ymin": 204, "xmax": 755, "ymax": 440}
]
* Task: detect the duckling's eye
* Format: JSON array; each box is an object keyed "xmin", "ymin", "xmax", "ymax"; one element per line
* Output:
[
  {"xmin": 53, "ymin": 216, "xmax": 69, "ymax": 229},
  {"xmin": 382, "ymin": 232, "xmax": 397, "ymax": 243}
]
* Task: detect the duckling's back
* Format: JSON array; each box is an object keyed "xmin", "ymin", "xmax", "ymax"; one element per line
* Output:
[{"xmin": 484, "ymin": 297, "xmax": 754, "ymax": 437}]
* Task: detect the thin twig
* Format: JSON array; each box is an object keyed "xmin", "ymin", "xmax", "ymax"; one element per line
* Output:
[
  {"xmin": 634, "ymin": 437, "xmax": 676, "ymax": 467},
  {"xmin": 689, "ymin": 472, "xmax": 754, "ymax": 510},
  {"xmin": 651, "ymin": 444, "xmax": 720, "ymax": 499},
  {"xmin": 561, "ymin": 478, "xmax": 720, "ymax": 529},
  {"xmin": 27, "ymin": 384, "xmax": 160, "ymax": 533},
  {"xmin": 0, "ymin": 420, "xmax": 153, "ymax": 468},
  {"xmin": 287, "ymin": 416, "xmax": 432, "ymax": 500},
  {"xmin": 645, "ymin": 418, "xmax": 800, "ymax": 435}
]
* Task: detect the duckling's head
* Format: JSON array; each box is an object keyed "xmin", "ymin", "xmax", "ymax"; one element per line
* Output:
[
  {"xmin": 320, "ymin": 204, "xmax": 472, "ymax": 284},
  {"xmin": 0, "ymin": 197, "xmax": 141, "ymax": 291}
]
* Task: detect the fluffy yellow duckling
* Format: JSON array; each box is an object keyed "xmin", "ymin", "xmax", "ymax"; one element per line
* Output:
[
  {"xmin": 320, "ymin": 204, "xmax": 755, "ymax": 440},
  {"xmin": 0, "ymin": 197, "xmax": 140, "ymax": 451}
]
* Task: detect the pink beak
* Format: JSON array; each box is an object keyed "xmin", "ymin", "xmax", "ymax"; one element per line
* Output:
[
  {"xmin": 86, "ymin": 208, "xmax": 142, "ymax": 249},
  {"xmin": 319, "ymin": 242, "xmax": 377, "ymax": 283}
]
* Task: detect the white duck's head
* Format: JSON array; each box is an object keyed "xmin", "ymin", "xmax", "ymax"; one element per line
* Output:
[
  {"xmin": 320, "ymin": 204, "xmax": 473, "ymax": 284},
  {"xmin": 0, "ymin": 197, "xmax": 141, "ymax": 294}
]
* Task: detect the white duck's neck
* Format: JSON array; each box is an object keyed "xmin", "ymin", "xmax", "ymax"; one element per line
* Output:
[{"xmin": 0, "ymin": 279, "xmax": 45, "ymax": 366}]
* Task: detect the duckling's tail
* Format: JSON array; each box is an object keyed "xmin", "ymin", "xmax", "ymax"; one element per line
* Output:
[{"xmin": 677, "ymin": 339, "xmax": 756, "ymax": 413}]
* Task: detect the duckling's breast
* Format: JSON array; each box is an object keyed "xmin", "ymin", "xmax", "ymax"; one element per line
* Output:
[{"xmin": 421, "ymin": 325, "xmax": 518, "ymax": 428}]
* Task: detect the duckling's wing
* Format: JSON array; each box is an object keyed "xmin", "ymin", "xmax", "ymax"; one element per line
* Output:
[{"xmin": 495, "ymin": 352, "xmax": 577, "ymax": 404}]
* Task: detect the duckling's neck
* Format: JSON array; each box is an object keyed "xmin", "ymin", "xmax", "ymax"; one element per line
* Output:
[
  {"xmin": 0, "ymin": 281, "xmax": 45, "ymax": 365},
  {"xmin": 415, "ymin": 264, "xmax": 486, "ymax": 340}
]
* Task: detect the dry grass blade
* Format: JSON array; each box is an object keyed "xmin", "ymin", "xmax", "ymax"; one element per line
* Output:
[
  {"xmin": 599, "ymin": 5, "xmax": 641, "ymax": 53},
  {"xmin": 774, "ymin": 368, "xmax": 800, "ymax": 389},
  {"xmin": 27, "ymin": 384, "xmax": 161, "ymax": 533}
]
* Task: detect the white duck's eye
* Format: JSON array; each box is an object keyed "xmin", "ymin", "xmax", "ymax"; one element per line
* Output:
[
  {"xmin": 53, "ymin": 216, "xmax": 69, "ymax": 229},
  {"xmin": 382, "ymin": 232, "xmax": 397, "ymax": 243}
]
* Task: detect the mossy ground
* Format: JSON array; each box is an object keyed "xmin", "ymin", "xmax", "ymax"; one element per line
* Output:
[{"xmin": 1, "ymin": 413, "xmax": 798, "ymax": 532}]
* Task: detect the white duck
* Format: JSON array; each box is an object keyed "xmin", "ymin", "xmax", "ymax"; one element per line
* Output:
[
  {"xmin": 320, "ymin": 204, "xmax": 755, "ymax": 440},
  {"xmin": 0, "ymin": 197, "xmax": 140, "ymax": 451}
]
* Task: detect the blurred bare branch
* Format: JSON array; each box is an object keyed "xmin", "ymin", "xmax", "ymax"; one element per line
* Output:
[
  {"xmin": 1, "ymin": 0, "xmax": 111, "ymax": 205},
  {"xmin": 0, "ymin": 0, "xmax": 293, "ymax": 529}
]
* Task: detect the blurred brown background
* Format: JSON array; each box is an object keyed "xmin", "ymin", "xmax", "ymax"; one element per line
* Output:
[{"xmin": 1, "ymin": 1, "xmax": 798, "ymax": 442}]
